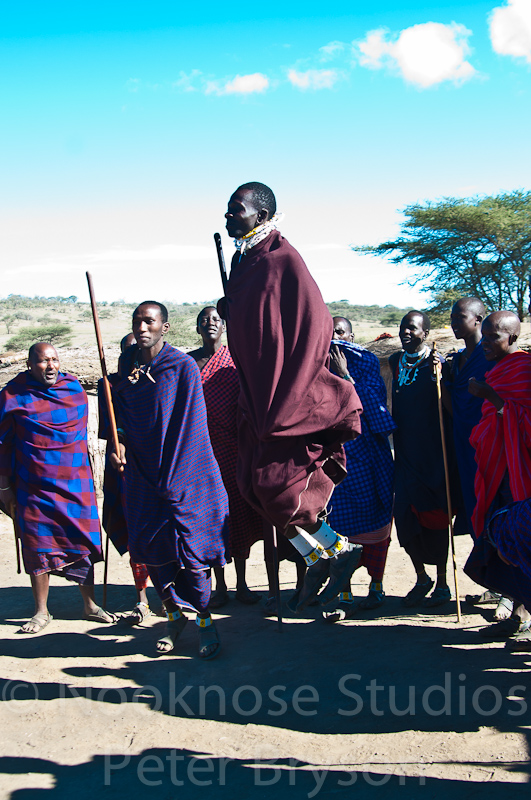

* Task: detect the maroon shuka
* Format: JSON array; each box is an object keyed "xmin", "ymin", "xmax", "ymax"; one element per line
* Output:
[{"xmin": 218, "ymin": 230, "xmax": 363, "ymax": 530}]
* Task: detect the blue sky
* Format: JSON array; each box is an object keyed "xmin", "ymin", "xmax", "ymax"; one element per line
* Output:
[{"xmin": 1, "ymin": 1, "xmax": 530, "ymax": 307}]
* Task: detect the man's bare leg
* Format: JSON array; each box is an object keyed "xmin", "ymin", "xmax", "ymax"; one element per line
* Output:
[
  {"xmin": 235, "ymin": 558, "xmax": 260, "ymax": 604},
  {"xmin": 209, "ymin": 565, "xmax": 229, "ymax": 608},
  {"xmin": 19, "ymin": 573, "xmax": 52, "ymax": 633},
  {"xmin": 79, "ymin": 585, "xmax": 117, "ymax": 622},
  {"xmin": 285, "ymin": 520, "xmax": 363, "ymax": 610}
]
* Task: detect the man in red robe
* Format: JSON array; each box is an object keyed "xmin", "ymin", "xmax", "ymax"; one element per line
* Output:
[
  {"xmin": 465, "ymin": 310, "xmax": 531, "ymax": 638},
  {"xmin": 219, "ymin": 181, "xmax": 363, "ymax": 611}
]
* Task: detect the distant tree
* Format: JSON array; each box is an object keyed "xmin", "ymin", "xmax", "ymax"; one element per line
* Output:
[
  {"xmin": 5, "ymin": 325, "xmax": 73, "ymax": 352},
  {"xmin": 423, "ymin": 288, "xmax": 466, "ymax": 328},
  {"xmin": 1, "ymin": 314, "xmax": 19, "ymax": 334},
  {"xmin": 354, "ymin": 190, "xmax": 531, "ymax": 320}
]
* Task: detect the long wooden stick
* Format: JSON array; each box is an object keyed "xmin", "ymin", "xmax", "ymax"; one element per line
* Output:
[
  {"xmin": 86, "ymin": 271, "xmax": 122, "ymax": 608},
  {"xmin": 433, "ymin": 342, "xmax": 462, "ymax": 623}
]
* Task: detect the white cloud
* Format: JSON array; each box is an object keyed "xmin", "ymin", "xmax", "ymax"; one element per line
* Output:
[
  {"xmin": 319, "ymin": 41, "xmax": 346, "ymax": 61},
  {"xmin": 172, "ymin": 70, "xmax": 203, "ymax": 92},
  {"xmin": 287, "ymin": 68, "xmax": 339, "ymax": 90},
  {"xmin": 489, "ymin": 0, "xmax": 531, "ymax": 63},
  {"xmin": 206, "ymin": 73, "xmax": 270, "ymax": 96},
  {"xmin": 355, "ymin": 22, "xmax": 476, "ymax": 88},
  {"xmin": 125, "ymin": 78, "xmax": 140, "ymax": 93}
]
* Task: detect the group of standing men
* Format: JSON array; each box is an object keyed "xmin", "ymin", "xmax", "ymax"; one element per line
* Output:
[{"xmin": 2, "ymin": 181, "xmax": 531, "ymax": 655}]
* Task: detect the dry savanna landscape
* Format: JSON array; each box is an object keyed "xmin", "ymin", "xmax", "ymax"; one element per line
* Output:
[{"xmin": 1, "ymin": 296, "xmax": 530, "ymax": 799}]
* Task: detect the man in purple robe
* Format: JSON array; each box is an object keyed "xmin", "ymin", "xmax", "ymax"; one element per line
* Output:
[
  {"xmin": 219, "ymin": 182, "xmax": 364, "ymax": 612},
  {"xmin": 110, "ymin": 302, "xmax": 229, "ymax": 659},
  {"xmin": 0, "ymin": 343, "xmax": 115, "ymax": 633}
]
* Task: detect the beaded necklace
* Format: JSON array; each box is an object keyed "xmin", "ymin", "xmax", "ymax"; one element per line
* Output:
[
  {"xmin": 397, "ymin": 346, "xmax": 429, "ymax": 387},
  {"xmin": 127, "ymin": 349, "xmax": 156, "ymax": 385}
]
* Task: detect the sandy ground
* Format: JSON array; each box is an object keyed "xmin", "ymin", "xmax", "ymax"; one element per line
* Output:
[
  {"xmin": 1, "ymin": 512, "xmax": 530, "ymax": 800},
  {"xmin": 1, "ymin": 326, "xmax": 531, "ymax": 798}
]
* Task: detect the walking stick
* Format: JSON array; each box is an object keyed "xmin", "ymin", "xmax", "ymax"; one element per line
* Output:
[
  {"xmin": 433, "ymin": 342, "xmax": 462, "ymax": 623},
  {"xmin": 213, "ymin": 234, "xmax": 283, "ymax": 631},
  {"xmin": 13, "ymin": 518, "xmax": 22, "ymax": 575},
  {"xmin": 271, "ymin": 527, "xmax": 283, "ymax": 632},
  {"xmin": 86, "ymin": 271, "xmax": 123, "ymax": 608}
]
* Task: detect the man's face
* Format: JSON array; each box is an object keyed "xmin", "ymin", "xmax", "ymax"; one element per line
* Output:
[
  {"xmin": 197, "ymin": 308, "xmax": 224, "ymax": 344},
  {"xmin": 28, "ymin": 345, "xmax": 60, "ymax": 386},
  {"xmin": 450, "ymin": 302, "xmax": 479, "ymax": 341},
  {"xmin": 225, "ymin": 189, "xmax": 264, "ymax": 239},
  {"xmin": 332, "ymin": 317, "xmax": 351, "ymax": 341},
  {"xmin": 481, "ymin": 320, "xmax": 512, "ymax": 362},
  {"xmin": 399, "ymin": 314, "xmax": 428, "ymax": 354},
  {"xmin": 132, "ymin": 305, "xmax": 169, "ymax": 350}
]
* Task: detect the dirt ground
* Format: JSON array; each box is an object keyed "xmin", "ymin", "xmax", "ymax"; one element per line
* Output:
[
  {"xmin": 1, "ymin": 329, "xmax": 530, "ymax": 799},
  {"xmin": 1, "ymin": 512, "xmax": 530, "ymax": 799}
]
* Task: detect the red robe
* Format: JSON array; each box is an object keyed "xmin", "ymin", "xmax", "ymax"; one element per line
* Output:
[
  {"xmin": 471, "ymin": 350, "xmax": 531, "ymax": 536},
  {"xmin": 219, "ymin": 230, "xmax": 362, "ymax": 530}
]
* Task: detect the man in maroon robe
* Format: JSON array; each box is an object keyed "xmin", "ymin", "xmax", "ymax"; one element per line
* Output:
[{"xmin": 218, "ymin": 182, "xmax": 363, "ymax": 610}]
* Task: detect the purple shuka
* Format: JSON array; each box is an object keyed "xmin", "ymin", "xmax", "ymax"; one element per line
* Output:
[
  {"xmin": 0, "ymin": 371, "xmax": 102, "ymax": 579},
  {"xmin": 114, "ymin": 342, "xmax": 229, "ymax": 611}
]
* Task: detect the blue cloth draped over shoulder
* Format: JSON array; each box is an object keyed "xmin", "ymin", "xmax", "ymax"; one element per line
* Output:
[
  {"xmin": 113, "ymin": 343, "xmax": 229, "ymax": 570},
  {"xmin": 327, "ymin": 342, "xmax": 395, "ymax": 537},
  {"xmin": 443, "ymin": 342, "xmax": 488, "ymax": 533}
]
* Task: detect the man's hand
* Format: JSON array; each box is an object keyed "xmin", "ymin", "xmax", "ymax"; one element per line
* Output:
[
  {"xmin": 468, "ymin": 378, "xmax": 504, "ymax": 410},
  {"xmin": 329, "ymin": 344, "xmax": 349, "ymax": 379},
  {"xmin": 429, "ymin": 350, "xmax": 442, "ymax": 379},
  {"xmin": 110, "ymin": 442, "xmax": 127, "ymax": 471}
]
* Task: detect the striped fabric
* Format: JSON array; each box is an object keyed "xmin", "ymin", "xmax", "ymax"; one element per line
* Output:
[
  {"xmin": 114, "ymin": 343, "xmax": 229, "ymax": 574},
  {"xmin": 327, "ymin": 342, "xmax": 395, "ymax": 540},
  {"xmin": 471, "ymin": 351, "xmax": 531, "ymax": 536},
  {"xmin": 200, "ymin": 345, "xmax": 263, "ymax": 560},
  {"xmin": 0, "ymin": 371, "xmax": 102, "ymax": 575},
  {"xmin": 358, "ymin": 537, "xmax": 390, "ymax": 582}
]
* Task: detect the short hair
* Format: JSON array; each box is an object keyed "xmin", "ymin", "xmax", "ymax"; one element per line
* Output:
[
  {"xmin": 120, "ymin": 333, "xmax": 136, "ymax": 353},
  {"xmin": 333, "ymin": 316, "xmax": 352, "ymax": 333},
  {"xmin": 196, "ymin": 305, "xmax": 221, "ymax": 326},
  {"xmin": 454, "ymin": 297, "xmax": 486, "ymax": 317},
  {"xmin": 28, "ymin": 341, "xmax": 55, "ymax": 361},
  {"xmin": 404, "ymin": 310, "xmax": 431, "ymax": 332},
  {"xmin": 133, "ymin": 301, "xmax": 168, "ymax": 323},
  {"xmin": 237, "ymin": 182, "xmax": 276, "ymax": 219}
]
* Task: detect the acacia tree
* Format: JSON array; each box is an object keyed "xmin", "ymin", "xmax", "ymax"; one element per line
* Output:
[{"xmin": 354, "ymin": 191, "xmax": 531, "ymax": 320}]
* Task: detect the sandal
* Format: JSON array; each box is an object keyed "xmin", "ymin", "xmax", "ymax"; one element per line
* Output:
[
  {"xmin": 423, "ymin": 586, "xmax": 451, "ymax": 608},
  {"xmin": 479, "ymin": 616, "xmax": 531, "ymax": 640},
  {"xmin": 208, "ymin": 591, "xmax": 229, "ymax": 610},
  {"xmin": 507, "ymin": 630, "xmax": 531, "ymax": 652},
  {"xmin": 494, "ymin": 596, "xmax": 513, "ymax": 621},
  {"xmin": 263, "ymin": 596, "xmax": 280, "ymax": 616},
  {"xmin": 465, "ymin": 590, "xmax": 501, "ymax": 606},
  {"xmin": 401, "ymin": 579, "xmax": 434, "ymax": 607},
  {"xmin": 122, "ymin": 602, "xmax": 152, "ymax": 626},
  {"xmin": 358, "ymin": 588, "xmax": 386, "ymax": 610},
  {"xmin": 18, "ymin": 612, "xmax": 53, "ymax": 635},
  {"xmin": 83, "ymin": 607, "xmax": 119, "ymax": 624},
  {"xmin": 156, "ymin": 613, "xmax": 187, "ymax": 654},
  {"xmin": 235, "ymin": 587, "xmax": 261, "ymax": 605},
  {"xmin": 322, "ymin": 601, "xmax": 356, "ymax": 624},
  {"xmin": 198, "ymin": 619, "xmax": 221, "ymax": 660}
]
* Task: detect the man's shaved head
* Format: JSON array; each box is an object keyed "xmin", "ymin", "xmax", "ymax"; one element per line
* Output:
[
  {"xmin": 483, "ymin": 310, "xmax": 520, "ymax": 336},
  {"xmin": 453, "ymin": 297, "xmax": 486, "ymax": 317},
  {"xmin": 236, "ymin": 182, "xmax": 276, "ymax": 219},
  {"xmin": 481, "ymin": 310, "xmax": 520, "ymax": 362},
  {"xmin": 333, "ymin": 316, "xmax": 352, "ymax": 333}
]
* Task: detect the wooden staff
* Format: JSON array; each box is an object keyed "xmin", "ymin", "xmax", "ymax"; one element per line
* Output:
[
  {"xmin": 433, "ymin": 342, "xmax": 462, "ymax": 623},
  {"xmin": 214, "ymin": 233, "xmax": 228, "ymax": 293},
  {"xmin": 13, "ymin": 518, "xmax": 22, "ymax": 575},
  {"xmin": 86, "ymin": 271, "xmax": 123, "ymax": 608}
]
